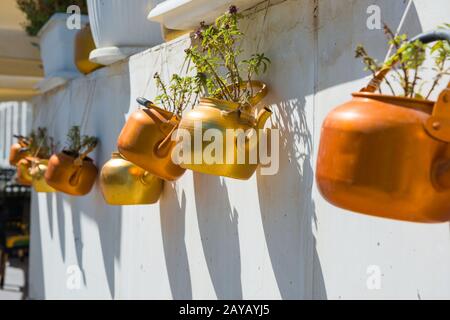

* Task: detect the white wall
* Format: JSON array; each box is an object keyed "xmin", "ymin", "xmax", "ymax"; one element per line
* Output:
[
  {"xmin": 0, "ymin": 101, "xmax": 32, "ymax": 168},
  {"xmin": 29, "ymin": 0, "xmax": 450, "ymax": 299}
]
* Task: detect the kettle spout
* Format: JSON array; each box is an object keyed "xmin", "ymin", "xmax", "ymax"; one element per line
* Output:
[{"xmin": 256, "ymin": 107, "xmax": 273, "ymax": 130}]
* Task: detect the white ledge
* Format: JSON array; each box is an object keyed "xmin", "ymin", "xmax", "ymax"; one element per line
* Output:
[
  {"xmin": 37, "ymin": 13, "xmax": 89, "ymax": 38},
  {"xmin": 148, "ymin": 0, "xmax": 262, "ymax": 30}
]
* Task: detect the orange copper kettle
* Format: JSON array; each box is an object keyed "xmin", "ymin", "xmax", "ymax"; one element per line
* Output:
[
  {"xmin": 117, "ymin": 98, "xmax": 186, "ymax": 181},
  {"xmin": 316, "ymin": 30, "xmax": 450, "ymax": 223},
  {"xmin": 45, "ymin": 151, "xmax": 98, "ymax": 196},
  {"xmin": 9, "ymin": 135, "xmax": 30, "ymax": 166}
]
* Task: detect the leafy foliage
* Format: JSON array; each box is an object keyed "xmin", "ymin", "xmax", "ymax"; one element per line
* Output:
[
  {"xmin": 185, "ymin": 6, "xmax": 271, "ymax": 106},
  {"xmin": 64, "ymin": 126, "xmax": 97, "ymax": 158},
  {"xmin": 355, "ymin": 24, "xmax": 450, "ymax": 98},
  {"xmin": 154, "ymin": 72, "xmax": 201, "ymax": 117},
  {"xmin": 16, "ymin": 0, "xmax": 88, "ymax": 36}
]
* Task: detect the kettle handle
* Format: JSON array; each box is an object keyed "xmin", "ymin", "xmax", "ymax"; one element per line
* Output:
[
  {"xmin": 361, "ymin": 30, "xmax": 450, "ymax": 93},
  {"xmin": 137, "ymin": 97, "xmax": 172, "ymax": 124},
  {"xmin": 218, "ymin": 81, "xmax": 268, "ymax": 106}
]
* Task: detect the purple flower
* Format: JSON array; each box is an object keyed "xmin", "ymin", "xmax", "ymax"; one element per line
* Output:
[
  {"xmin": 194, "ymin": 29, "xmax": 203, "ymax": 40},
  {"xmin": 229, "ymin": 5, "xmax": 238, "ymax": 14}
]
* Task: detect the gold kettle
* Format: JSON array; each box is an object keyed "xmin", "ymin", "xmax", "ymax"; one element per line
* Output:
[
  {"xmin": 16, "ymin": 158, "xmax": 33, "ymax": 186},
  {"xmin": 100, "ymin": 152, "xmax": 163, "ymax": 205},
  {"xmin": 177, "ymin": 81, "xmax": 272, "ymax": 180},
  {"xmin": 117, "ymin": 98, "xmax": 186, "ymax": 181}
]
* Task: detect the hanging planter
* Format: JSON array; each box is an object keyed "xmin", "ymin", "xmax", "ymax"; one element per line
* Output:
[
  {"xmin": 86, "ymin": 0, "xmax": 163, "ymax": 65},
  {"xmin": 100, "ymin": 152, "xmax": 163, "ymax": 205},
  {"xmin": 9, "ymin": 136, "xmax": 30, "ymax": 166},
  {"xmin": 316, "ymin": 30, "xmax": 450, "ymax": 223},
  {"xmin": 117, "ymin": 98, "xmax": 185, "ymax": 181},
  {"xmin": 17, "ymin": 127, "xmax": 58, "ymax": 193},
  {"xmin": 16, "ymin": 158, "xmax": 33, "ymax": 186},
  {"xmin": 45, "ymin": 126, "xmax": 98, "ymax": 196},
  {"xmin": 178, "ymin": 81, "xmax": 272, "ymax": 179},
  {"xmin": 74, "ymin": 24, "xmax": 103, "ymax": 75},
  {"xmin": 30, "ymin": 159, "xmax": 56, "ymax": 193},
  {"xmin": 176, "ymin": 7, "xmax": 273, "ymax": 180}
]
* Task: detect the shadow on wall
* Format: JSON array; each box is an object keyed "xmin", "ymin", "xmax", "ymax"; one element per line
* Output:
[
  {"xmin": 31, "ymin": 65, "xmax": 131, "ymax": 298},
  {"xmin": 252, "ymin": 0, "xmax": 423, "ymax": 299},
  {"xmin": 257, "ymin": 95, "xmax": 323, "ymax": 299},
  {"xmin": 28, "ymin": 192, "xmax": 46, "ymax": 298},
  {"xmin": 160, "ymin": 183, "xmax": 192, "ymax": 299},
  {"xmin": 45, "ymin": 194, "xmax": 54, "ymax": 240},
  {"xmin": 58, "ymin": 65, "xmax": 130, "ymax": 298},
  {"xmin": 194, "ymin": 173, "xmax": 242, "ymax": 299},
  {"xmin": 68, "ymin": 187, "xmax": 122, "ymax": 299}
]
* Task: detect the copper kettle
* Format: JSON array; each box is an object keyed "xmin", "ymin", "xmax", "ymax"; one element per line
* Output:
[
  {"xmin": 9, "ymin": 135, "xmax": 30, "ymax": 166},
  {"xmin": 45, "ymin": 151, "xmax": 98, "ymax": 196},
  {"xmin": 117, "ymin": 98, "xmax": 186, "ymax": 181},
  {"xmin": 316, "ymin": 30, "xmax": 450, "ymax": 223}
]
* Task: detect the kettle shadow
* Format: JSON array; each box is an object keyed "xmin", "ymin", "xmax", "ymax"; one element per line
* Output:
[
  {"xmin": 257, "ymin": 96, "xmax": 325, "ymax": 299},
  {"xmin": 45, "ymin": 193, "xmax": 54, "ymax": 239},
  {"xmin": 55, "ymin": 194, "xmax": 66, "ymax": 263},
  {"xmin": 193, "ymin": 173, "xmax": 242, "ymax": 299},
  {"xmin": 28, "ymin": 191, "xmax": 46, "ymax": 298},
  {"xmin": 69, "ymin": 186, "xmax": 122, "ymax": 299},
  {"xmin": 160, "ymin": 183, "xmax": 192, "ymax": 299},
  {"xmin": 252, "ymin": 0, "xmax": 424, "ymax": 299},
  {"xmin": 63, "ymin": 62, "xmax": 129, "ymax": 298}
]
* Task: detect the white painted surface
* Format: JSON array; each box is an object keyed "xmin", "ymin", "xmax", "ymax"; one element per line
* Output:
[
  {"xmin": 148, "ymin": 0, "xmax": 262, "ymax": 30},
  {"xmin": 0, "ymin": 101, "xmax": 32, "ymax": 168},
  {"xmin": 37, "ymin": 14, "xmax": 88, "ymax": 80},
  {"xmin": 87, "ymin": 0, "xmax": 164, "ymax": 65},
  {"xmin": 28, "ymin": 0, "xmax": 450, "ymax": 299}
]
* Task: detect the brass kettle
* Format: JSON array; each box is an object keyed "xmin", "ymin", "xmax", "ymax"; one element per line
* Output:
[
  {"xmin": 177, "ymin": 81, "xmax": 272, "ymax": 180},
  {"xmin": 117, "ymin": 98, "xmax": 186, "ymax": 181},
  {"xmin": 29, "ymin": 159, "xmax": 56, "ymax": 193},
  {"xmin": 16, "ymin": 158, "xmax": 33, "ymax": 186},
  {"xmin": 316, "ymin": 30, "xmax": 450, "ymax": 223},
  {"xmin": 100, "ymin": 152, "xmax": 163, "ymax": 205},
  {"xmin": 74, "ymin": 24, "xmax": 102, "ymax": 75}
]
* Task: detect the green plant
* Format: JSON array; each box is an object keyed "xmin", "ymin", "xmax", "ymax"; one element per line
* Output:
[
  {"xmin": 64, "ymin": 126, "xmax": 98, "ymax": 158},
  {"xmin": 28, "ymin": 127, "xmax": 56, "ymax": 159},
  {"xmin": 355, "ymin": 24, "xmax": 450, "ymax": 99},
  {"xmin": 17, "ymin": 0, "xmax": 88, "ymax": 36},
  {"xmin": 185, "ymin": 5, "xmax": 271, "ymax": 106},
  {"xmin": 154, "ymin": 72, "xmax": 201, "ymax": 117}
]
